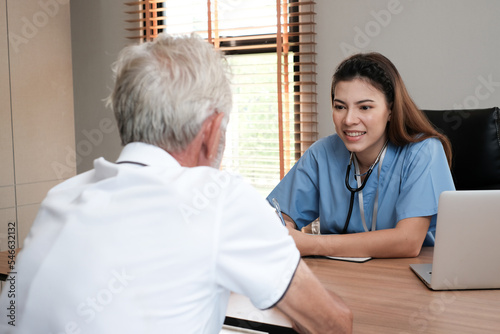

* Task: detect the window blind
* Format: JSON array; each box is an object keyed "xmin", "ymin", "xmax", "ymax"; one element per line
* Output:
[{"xmin": 125, "ymin": 0, "xmax": 318, "ymax": 196}]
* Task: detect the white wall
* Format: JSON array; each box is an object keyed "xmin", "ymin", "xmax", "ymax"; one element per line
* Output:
[
  {"xmin": 70, "ymin": 0, "xmax": 127, "ymax": 173},
  {"xmin": 315, "ymin": 0, "xmax": 500, "ymax": 138}
]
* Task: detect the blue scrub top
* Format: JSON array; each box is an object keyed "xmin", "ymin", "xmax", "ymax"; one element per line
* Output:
[{"xmin": 267, "ymin": 135, "xmax": 455, "ymax": 246}]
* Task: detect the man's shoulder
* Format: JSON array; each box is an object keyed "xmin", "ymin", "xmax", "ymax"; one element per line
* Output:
[
  {"xmin": 186, "ymin": 167, "xmax": 242, "ymax": 192},
  {"xmin": 45, "ymin": 169, "xmax": 96, "ymax": 196}
]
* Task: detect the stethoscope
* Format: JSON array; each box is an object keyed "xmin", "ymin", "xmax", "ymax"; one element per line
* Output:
[{"xmin": 341, "ymin": 140, "xmax": 389, "ymax": 234}]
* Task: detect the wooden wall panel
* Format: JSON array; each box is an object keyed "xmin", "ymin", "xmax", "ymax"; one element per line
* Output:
[{"xmin": 0, "ymin": 0, "xmax": 75, "ymax": 249}]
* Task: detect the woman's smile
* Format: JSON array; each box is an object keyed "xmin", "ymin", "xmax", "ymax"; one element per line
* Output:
[{"xmin": 332, "ymin": 78, "xmax": 391, "ymax": 166}]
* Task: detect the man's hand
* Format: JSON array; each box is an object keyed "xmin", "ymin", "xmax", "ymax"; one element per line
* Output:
[{"xmin": 277, "ymin": 260, "xmax": 353, "ymax": 333}]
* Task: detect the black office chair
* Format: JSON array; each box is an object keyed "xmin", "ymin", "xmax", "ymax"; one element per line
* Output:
[{"xmin": 422, "ymin": 107, "xmax": 500, "ymax": 190}]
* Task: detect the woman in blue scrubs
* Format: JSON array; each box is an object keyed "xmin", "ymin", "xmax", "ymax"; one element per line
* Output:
[{"xmin": 267, "ymin": 53, "xmax": 455, "ymax": 258}]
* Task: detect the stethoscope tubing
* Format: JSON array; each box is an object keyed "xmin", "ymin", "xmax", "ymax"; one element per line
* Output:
[{"xmin": 341, "ymin": 140, "xmax": 389, "ymax": 234}]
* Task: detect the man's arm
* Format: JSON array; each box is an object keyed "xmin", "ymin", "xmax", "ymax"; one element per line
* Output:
[{"xmin": 276, "ymin": 259, "xmax": 352, "ymax": 334}]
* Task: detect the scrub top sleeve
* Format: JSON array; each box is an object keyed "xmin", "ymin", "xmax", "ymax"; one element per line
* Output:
[
  {"xmin": 267, "ymin": 149, "xmax": 320, "ymax": 229},
  {"xmin": 216, "ymin": 177, "xmax": 300, "ymax": 310},
  {"xmin": 396, "ymin": 138, "xmax": 455, "ymax": 223}
]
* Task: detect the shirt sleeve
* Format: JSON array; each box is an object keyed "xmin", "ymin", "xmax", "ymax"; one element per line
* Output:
[
  {"xmin": 396, "ymin": 138, "xmax": 455, "ymax": 224},
  {"xmin": 215, "ymin": 176, "xmax": 301, "ymax": 310},
  {"xmin": 266, "ymin": 148, "xmax": 321, "ymax": 229}
]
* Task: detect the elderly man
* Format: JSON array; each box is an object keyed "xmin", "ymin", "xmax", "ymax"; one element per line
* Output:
[{"xmin": 0, "ymin": 34, "xmax": 352, "ymax": 333}]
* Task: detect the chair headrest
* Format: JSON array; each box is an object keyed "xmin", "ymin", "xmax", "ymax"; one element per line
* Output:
[{"xmin": 422, "ymin": 107, "xmax": 500, "ymax": 190}]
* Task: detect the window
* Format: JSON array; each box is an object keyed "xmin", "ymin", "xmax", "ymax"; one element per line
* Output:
[{"xmin": 125, "ymin": 0, "xmax": 318, "ymax": 196}]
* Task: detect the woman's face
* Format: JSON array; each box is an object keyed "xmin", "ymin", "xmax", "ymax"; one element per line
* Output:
[{"xmin": 332, "ymin": 78, "xmax": 391, "ymax": 164}]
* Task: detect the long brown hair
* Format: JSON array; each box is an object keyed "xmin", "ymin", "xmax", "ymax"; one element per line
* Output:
[{"xmin": 331, "ymin": 52, "xmax": 452, "ymax": 166}]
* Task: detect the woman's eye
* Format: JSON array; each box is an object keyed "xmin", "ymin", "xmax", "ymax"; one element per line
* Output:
[
  {"xmin": 334, "ymin": 105, "xmax": 345, "ymax": 110},
  {"xmin": 360, "ymin": 105, "xmax": 372, "ymax": 111}
]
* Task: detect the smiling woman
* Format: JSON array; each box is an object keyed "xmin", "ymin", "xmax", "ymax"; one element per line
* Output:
[
  {"xmin": 332, "ymin": 79, "xmax": 391, "ymax": 172},
  {"xmin": 267, "ymin": 52, "xmax": 456, "ymax": 259}
]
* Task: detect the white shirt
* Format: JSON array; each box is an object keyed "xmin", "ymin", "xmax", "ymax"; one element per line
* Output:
[{"xmin": 0, "ymin": 142, "xmax": 300, "ymax": 334}]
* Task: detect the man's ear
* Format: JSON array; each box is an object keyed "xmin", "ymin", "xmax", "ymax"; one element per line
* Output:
[{"xmin": 204, "ymin": 112, "xmax": 226, "ymax": 161}]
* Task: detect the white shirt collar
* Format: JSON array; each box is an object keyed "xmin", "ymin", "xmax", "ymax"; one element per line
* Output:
[{"xmin": 116, "ymin": 142, "xmax": 181, "ymax": 168}]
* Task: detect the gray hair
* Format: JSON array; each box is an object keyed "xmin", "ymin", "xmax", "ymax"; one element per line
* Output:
[{"xmin": 107, "ymin": 33, "xmax": 232, "ymax": 152}]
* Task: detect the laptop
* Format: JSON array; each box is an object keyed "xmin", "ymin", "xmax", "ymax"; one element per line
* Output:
[{"xmin": 410, "ymin": 190, "xmax": 500, "ymax": 290}]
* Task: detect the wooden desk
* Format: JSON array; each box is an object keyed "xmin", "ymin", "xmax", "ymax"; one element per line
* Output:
[
  {"xmin": 2, "ymin": 248, "xmax": 499, "ymax": 332},
  {"xmin": 225, "ymin": 247, "xmax": 500, "ymax": 333}
]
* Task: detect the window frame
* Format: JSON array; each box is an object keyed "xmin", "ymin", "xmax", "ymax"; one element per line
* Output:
[{"xmin": 124, "ymin": 0, "xmax": 318, "ymax": 181}]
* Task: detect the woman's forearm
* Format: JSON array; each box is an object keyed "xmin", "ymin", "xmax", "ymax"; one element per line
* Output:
[{"xmin": 292, "ymin": 217, "xmax": 431, "ymax": 258}]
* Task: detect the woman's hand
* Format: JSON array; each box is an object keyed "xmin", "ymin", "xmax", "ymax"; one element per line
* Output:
[
  {"xmin": 281, "ymin": 215, "xmax": 323, "ymax": 256},
  {"xmin": 282, "ymin": 213, "xmax": 430, "ymax": 258}
]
